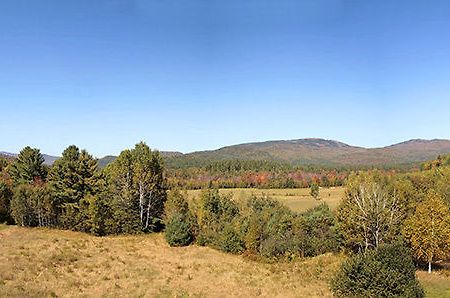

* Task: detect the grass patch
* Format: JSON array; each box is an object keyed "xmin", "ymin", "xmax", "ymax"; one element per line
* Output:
[
  {"xmin": 0, "ymin": 226, "xmax": 343, "ymax": 297},
  {"xmin": 417, "ymin": 270, "xmax": 450, "ymax": 298},
  {"xmin": 184, "ymin": 187, "xmax": 345, "ymax": 213}
]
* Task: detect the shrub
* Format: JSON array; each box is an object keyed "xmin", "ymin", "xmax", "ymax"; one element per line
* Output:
[
  {"xmin": 301, "ymin": 203, "xmax": 341, "ymax": 256},
  {"xmin": 164, "ymin": 191, "xmax": 195, "ymax": 246},
  {"xmin": 218, "ymin": 222, "xmax": 244, "ymax": 253},
  {"xmin": 165, "ymin": 212, "xmax": 194, "ymax": 246},
  {"xmin": 0, "ymin": 181, "xmax": 14, "ymax": 224},
  {"xmin": 194, "ymin": 189, "xmax": 240, "ymax": 247},
  {"xmin": 331, "ymin": 243, "xmax": 424, "ymax": 298}
]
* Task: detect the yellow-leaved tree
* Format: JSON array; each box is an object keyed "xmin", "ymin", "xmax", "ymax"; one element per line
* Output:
[{"xmin": 402, "ymin": 192, "xmax": 450, "ymax": 273}]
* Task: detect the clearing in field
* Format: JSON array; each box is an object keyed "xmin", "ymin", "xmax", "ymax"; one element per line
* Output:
[{"xmin": 184, "ymin": 187, "xmax": 345, "ymax": 213}]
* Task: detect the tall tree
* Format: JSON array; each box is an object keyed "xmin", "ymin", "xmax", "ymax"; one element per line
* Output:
[
  {"xmin": 402, "ymin": 192, "xmax": 450, "ymax": 273},
  {"xmin": 9, "ymin": 146, "xmax": 47, "ymax": 184},
  {"xmin": 48, "ymin": 145, "xmax": 98, "ymax": 228},
  {"xmin": 106, "ymin": 142, "xmax": 166, "ymax": 232},
  {"xmin": 49, "ymin": 145, "xmax": 98, "ymax": 204},
  {"xmin": 337, "ymin": 171, "xmax": 405, "ymax": 252}
]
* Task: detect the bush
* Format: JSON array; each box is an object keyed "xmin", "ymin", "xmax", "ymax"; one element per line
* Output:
[
  {"xmin": 165, "ymin": 212, "xmax": 194, "ymax": 246},
  {"xmin": 164, "ymin": 191, "xmax": 195, "ymax": 246},
  {"xmin": 218, "ymin": 222, "xmax": 244, "ymax": 253},
  {"xmin": 331, "ymin": 243, "xmax": 424, "ymax": 298},
  {"xmin": 194, "ymin": 189, "xmax": 240, "ymax": 247},
  {"xmin": 0, "ymin": 181, "xmax": 14, "ymax": 224},
  {"xmin": 302, "ymin": 203, "xmax": 341, "ymax": 256}
]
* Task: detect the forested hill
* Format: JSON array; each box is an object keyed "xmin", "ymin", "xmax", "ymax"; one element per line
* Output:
[
  {"xmin": 164, "ymin": 138, "xmax": 450, "ymax": 169},
  {"xmin": 4, "ymin": 138, "xmax": 450, "ymax": 169}
]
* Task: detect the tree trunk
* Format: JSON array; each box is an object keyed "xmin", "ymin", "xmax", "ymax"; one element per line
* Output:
[
  {"xmin": 428, "ymin": 261, "xmax": 432, "ymax": 273},
  {"xmin": 139, "ymin": 182, "xmax": 144, "ymax": 225}
]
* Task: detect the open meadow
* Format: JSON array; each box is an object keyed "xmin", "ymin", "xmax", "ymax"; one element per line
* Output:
[
  {"xmin": 184, "ymin": 187, "xmax": 345, "ymax": 213},
  {"xmin": 0, "ymin": 225, "xmax": 343, "ymax": 297},
  {"xmin": 1, "ymin": 225, "xmax": 449, "ymax": 297}
]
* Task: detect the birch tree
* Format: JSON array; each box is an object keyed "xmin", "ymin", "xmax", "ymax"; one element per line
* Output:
[
  {"xmin": 402, "ymin": 192, "xmax": 450, "ymax": 273},
  {"xmin": 337, "ymin": 171, "xmax": 406, "ymax": 252},
  {"xmin": 106, "ymin": 142, "xmax": 166, "ymax": 232}
]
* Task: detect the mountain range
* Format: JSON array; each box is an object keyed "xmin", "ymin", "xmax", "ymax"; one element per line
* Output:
[{"xmin": 3, "ymin": 138, "xmax": 450, "ymax": 169}]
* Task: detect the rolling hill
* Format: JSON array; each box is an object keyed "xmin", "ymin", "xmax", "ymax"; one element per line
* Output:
[
  {"xmin": 4, "ymin": 139, "xmax": 450, "ymax": 169},
  {"xmin": 164, "ymin": 138, "xmax": 450, "ymax": 169}
]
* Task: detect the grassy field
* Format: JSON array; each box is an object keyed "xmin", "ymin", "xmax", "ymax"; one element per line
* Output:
[
  {"xmin": 184, "ymin": 187, "xmax": 345, "ymax": 213},
  {"xmin": 0, "ymin": 225, "xmax": 343, "ymax": 297},
  {"xmin": 1, "ymin": 225, "xmax": 449, "ymax": 297}
]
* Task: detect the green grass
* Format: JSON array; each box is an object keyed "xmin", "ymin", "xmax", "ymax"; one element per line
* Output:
[{"xmin": 184, "ymin": 187, "xmax": 345, "ymax": 213}]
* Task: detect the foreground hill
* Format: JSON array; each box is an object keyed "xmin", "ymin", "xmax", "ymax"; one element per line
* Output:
[
  {"xmin": 1, "ymin": 225, "xmax": 447, "ymax": 297},
  {"xmin": 0, "ymin": 225, "xmax": 341, "ymax": 297},
  {"xmin": 165, "ymin": 138, "xmax": 450, "ymax": 168}
]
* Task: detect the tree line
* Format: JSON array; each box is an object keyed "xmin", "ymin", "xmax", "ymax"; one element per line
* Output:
[
  {"xmin": 0, "ymin": 142, "xmax": 166, "ymax": 235},
  {"xmin": 167, "ymin": 160, "xmax": 348, "ymax": 189}
]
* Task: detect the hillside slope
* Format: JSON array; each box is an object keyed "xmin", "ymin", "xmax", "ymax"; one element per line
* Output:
[
  {"xmin": 4, "ymin": 139, "xmax": 450, "ymax": 169},
  {"xmin": 0, "ymin": 225, "xmax": 341, "ymax": 297},
  {"xmin": 166, "ymin": 138, "xmax": 450, "ymax": 168}
]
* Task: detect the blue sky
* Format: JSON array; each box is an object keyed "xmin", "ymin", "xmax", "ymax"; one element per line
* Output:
[{"xmin": 2, "ymin": 0, "xmax": 450, "ymax": 157}]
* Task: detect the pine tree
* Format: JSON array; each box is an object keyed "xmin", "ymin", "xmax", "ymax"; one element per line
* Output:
[
  {"xmin": 9, "ymin": 146, "xmax": 47, "ymax": 184},
  {"xmin": 48, "ymin": 145, "xmax": 99, "ymax": 228}
]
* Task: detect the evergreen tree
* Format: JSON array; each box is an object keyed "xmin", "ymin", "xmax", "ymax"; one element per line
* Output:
[
  {"xmin": 0, "ymin": 181, "xmax": 14, "ymax": 224},
  {"xmin": 310, "ymin": 182, "xmax": 320, "ymax": 199},
  {"xmin": 48, "ymin": 145, "xmax": 98, "ymax": 228},
  {"xmin": 9, "ymin": 146, "xmax": 47, "ymax": 184}
]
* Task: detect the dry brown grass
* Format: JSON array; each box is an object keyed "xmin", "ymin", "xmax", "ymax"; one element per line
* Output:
[
  {"xmin": 184, "ymin": 187, "xmax": 345, "ymax": 213},
  {"xmin": 416, "ymin": 270, "xmax": 450, "ymax": 298},
  {"xmin": 0, "ymin": 225, "xmax": 343, "ymax": 297}
]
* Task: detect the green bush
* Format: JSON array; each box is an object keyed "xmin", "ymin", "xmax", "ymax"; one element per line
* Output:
[
  {"xmin": 194, "ymin": 189, "xmax": 240, "ymax": 248},
  {"xmin": 331, "ymin": 243, "xmax": 424, "ymax": 298},
  {"xmin": 164, "ymin": 191, "xmax": 195, "ymax": 246},
  {"xmin": 165, "ymin": 212, "xmax": 194, "ymax": 246},
  {"xmin": 218, "ymin": 222, "xmax": 244, "ymax": 253},
  {"xmin": 0, "ymin": 181, "xmax": 14, "ymax": 224},
  {"xmin": 302, "ymin": 203, "xmax": 341, "ymax": 256}
]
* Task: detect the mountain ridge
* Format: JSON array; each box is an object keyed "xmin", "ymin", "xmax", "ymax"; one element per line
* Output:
[{"xmin": 3, "ymin": 138, "xmax": 450, "ymax": 168}]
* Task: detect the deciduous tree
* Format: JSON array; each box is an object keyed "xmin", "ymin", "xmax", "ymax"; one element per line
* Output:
[
  {"xmin": 402, "ymin": 192, "xmax": 450, "ymax": 273},
  {"xmin": 337, "ymin": 171, "xmax": 405, "ymax": 252}
]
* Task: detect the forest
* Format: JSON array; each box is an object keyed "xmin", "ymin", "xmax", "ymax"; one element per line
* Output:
[{"xmin": 1, "ymin": 143, "xmax": 450, "ymax": 297}]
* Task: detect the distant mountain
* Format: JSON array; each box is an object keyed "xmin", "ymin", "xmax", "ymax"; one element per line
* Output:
[
  {"xmin": 4, "ymin": 139, "xmax": 450, "ymax": 169},
  {"xmin": 164, "ymin": 138, "xmax": 450, "ymax": 168}
]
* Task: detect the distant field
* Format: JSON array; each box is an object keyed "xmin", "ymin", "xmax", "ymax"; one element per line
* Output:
[
  {"xmin": 184, "ymin": 187, "xmax": 345, "ymax": 213},
  {"xmin": 0, "ymin": 225, "xmax": 342, "ymax": 297}
]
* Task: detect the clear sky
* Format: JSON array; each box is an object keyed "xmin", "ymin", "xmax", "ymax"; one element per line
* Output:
[{"xmin": 2, "ymin": 0, "xmax": 450, "ymax": 157}]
